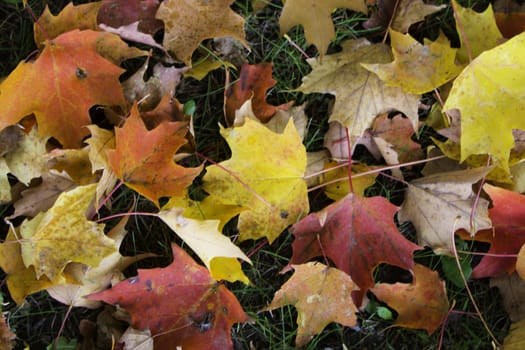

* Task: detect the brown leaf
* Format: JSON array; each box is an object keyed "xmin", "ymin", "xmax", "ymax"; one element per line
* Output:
[
  {"xmin": 490, "ymin": 273, "xmax": 525, "ymax": 322},
  {"xmin": 371, "ymin": 264, "xmax": 449, "ymax": 334}
]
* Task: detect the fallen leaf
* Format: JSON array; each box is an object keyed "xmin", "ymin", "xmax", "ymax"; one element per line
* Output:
[
  {"xmin": 298, "ymin": 39, "xmax": 419, "ymax": 137},
  {"xmin": 107, "ymin": 103, "xmax": 202, "ymax": 206},
  {"xmin": 470, "ymin": 184, "xmax": 525, "ymax": 278},
  {"xmin": 398, "ymin": 167, "xmax": 492, "ymax": 255},
  {"xmin": 371, "ymin": 113, "xmax": 424, "ymax": 164},
  {"xmin": 362, "ymin": 30, "xmax": 462, "ymax": 94},
  {"xmin": 225, "ymin": 62, "xmax": 289, "ymax": 123},
  {"xmin": 452, "ymin": 0, "xmax": 503, "ymax": 63},
  {"xmin": 289, "ymin": 193, "xmax": 422, "ymax": 304},
  {"xmin": 371, "ymin": 264, "xmax": 449, "ymax": 334},
  {"xmin": 19, "ymin": 183, "xmax": 116, "ymax": 282},
  {"xmin": 157, "ymin": 208, "xmax": 251, "ymax": 284},
  {"xmin": 99, "ymin": 22, "xmax": 165, "ymax": 51},
  {"xmin": 85, "ymin": 125, "xmax": 115, "ymax": 172},
  {"xmin": 504, "ymin": 319, "xmax": 525, "ymax": 349},
  {"xmin": 47, "ymin": 147, "xmax": 95, "ymax": 185},
  {"xmin": 490, "ymin": 273, "xmax": 525, "ymax": 322},
  {"xmin": 119, "ymin": 327, "xmax": 153, "ymax": 350},
  {"xmin": 321, "ymin": 162, "xmax": 378, "ymax": 200},
  {"xmin": 98, "ymin": 0, "xmax": 163, "ymax": 35},
  {"xmin": 279, "ymin": 0, "xmax": 367, "ymax": 59},
  {"xmin": 364, "ymin": 0, "xmax": 445, "ymax": 33},
  {"xmin": 8, "ymin": 171, "xmax": 76, "ymax": 219},
  {"xmin": 0, "ymin": 30, "xmax": 127, "ymax": 147},
  {"xmin": 264, "ymin": 262, "xmax": 358, "ymax": 347},
  {"xmin": 0, "ymin": 159, "xmax": 11, "ymax": 203},
  {"xmin": 46, "ymin": 215, "xmax": 154, "ymax": 308},
  {"xmin": 156, "ymin": 0, "xmax": 247, "ymax": 65},
  {"xmin": 443, "ymin": 31, "xmax": 525, "ymax": 179},
  {"xmin": 4, "ymin": 127, "xmax": 49, "ymax": 185},
  {"xmin": 87, "ymin": 243, "xmax": 249, "ymax": 349},
  {"xmin": 203, "ymin": 118, "xmax": 309, "ymax": 243},
  {"xmin": 0, "ymin": 306, "xmax": 15, "ymax": 350},
  {"xmin": 34, "ymin": 2, "xmax": 103, "ymax": 46}
]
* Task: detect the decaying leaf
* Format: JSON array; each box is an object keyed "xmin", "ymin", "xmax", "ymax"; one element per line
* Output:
[
  {"xmin": 490, "ymin": 273, "xmax": 525, "ymax": 322},
  {"xmin": 156, "ymin": 0, "xmax": 247, "ymax": 65},
  {"xmin": 371, "ymin": 264, "xmax": 449, "ymax": 334},
  {"xmin": 203, "ymin": 118, "xmax": 309, "ymax": 243},
  {"xmin": 264, "ymin": 262, "xmax": 358, "ymax": 347},
  {"xmin": 19, "ymin": 184, "xmax": 116, "ymax": 282},
  {"xmin": 87, "ymin": 243, "xmax": 249, "ymax": 349}
]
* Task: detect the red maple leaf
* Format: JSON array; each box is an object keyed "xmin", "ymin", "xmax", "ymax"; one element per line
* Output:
[
  {"xmin": 87, "ymin": 243, "xmax": 249, "ymax": 349},
  {"xmin": 289, "ymin": 193, "xmax": 422, "ymax": 304},
  {"xmin": 470, "ymin": 184, "xmax": 525, "ymax": 278},
  {"xmin": 224, "ymin": 62, "xmax": 290, "ymax": 124}
]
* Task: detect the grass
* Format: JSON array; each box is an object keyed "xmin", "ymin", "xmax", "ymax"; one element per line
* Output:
[{"xmin": 0, "ymin": 0, "xmax": 512, "ymax": 349}]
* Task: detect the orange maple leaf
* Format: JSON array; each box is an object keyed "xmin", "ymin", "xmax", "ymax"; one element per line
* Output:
[
  {"xmin": 107, "ymin": 103, "xmax": 202, "ymax": 206},
  {"xmin": 0, "ymin": 30, "xmax": 127, "ymax": 148}
]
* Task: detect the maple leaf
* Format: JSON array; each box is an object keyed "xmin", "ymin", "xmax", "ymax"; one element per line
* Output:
[
  {"xmin": 0, "ymin": 307, "xmax": 15, "ymax": 350},
  {"xmin": 298, "ymin": 39, "xmax": 419, "ymax": 137},
  {"xmin": 264, "ymin": 262, "xmax": 358, "ymax": 347},
  {"xmin": 320, "ymin": 162, "xmax": 378, "ymax": 200},
  {"xmin": 4, "ymin": 127, "xmax": 48, "ymax": 185},
  {"xmin": 19, "ymin": 183, "xmax": 116, "ymax": 282},
  {"xmin": 289, "ymin": 193, "xmax": 422, "ymax": 304},
  {"xmin": 107, "ymin": 103, "xmax": 202, "ymax": 206},
  {"xmin": 279, "ymin": 0, "xmax": 367, "ymax": 59},
  {"xmin": 157, "ymin": 208, "xmax": 251, "ymax": 284},
  {"xmin": 47, "ymin": 147, "xmax": 96, "ymax": 185},
  {"xmin": 371, "ymin": 264, "xmax": 449, "ymax": 334},
  {"xmin": 364, "ymin": 0, "xmax": 445, "ymax": 33},
  {"xmin": 98, "ymin": 0, "xmax": 163, "ymax": 35},
  {"xmin": 8, "ymin": 171, "xmax": 76, "ymax": 219},
  {"xmin": 0, "ymin": 160, "xmax": 11, "ymax": 203},
  {"xmin": 0, "ymin": 30, "xmax": 127, "ymax": 148},
  {"xmin": 398, "ymin": 167, "xmax": 492, "ymax": 255},
  {"xmin": 362, "ymin": 30, "xmax": 463, "ymax": 94},
  {"xmin": 46, "ymin": 215, "xmax": 154, "ymax": 309},
  {"xmin": 490, "ymin": 273, "xmax": 525, "ymax": 322},
  {"xmin": 34, "ymin": 2, "xmax": 103, "ymax": 46},
  {"xmin": 87, "ymin": 243, "xmax": 249, "ymax": 350},
  {"xmin": 203, "ymin": 118, "xmax": 309, "ymax": 243},
  {"xmin": 504, "ymin": 318, "xmax": 525, "ymax": 350},
  {"xmin": 371, "ymin": 113, "xmax": 424, "ymax": 165},
  {"xmin": 156, "ymin": 0, "xmax": 247, "ymax": 65},
  {"xmin": 85, "ymin": 125, "xmax": 115, "ymax": 172},
  {"xmin": 0, "ymin": 226, "xmax": 60, "ymax": 304},
  {"xmin": 452, "ymin": 0, "xmax": 503, "ymax": 63},
  {"xmin": 443, "ymin": 31, "xmax": 525, "ymax": 178},
  {"xmin": 225, "ymin": 62, "xmax": 290, "ymax": 124},
  {"xmin": 469, "ymin": 184, "xmax": 525, "ymax": 278}
]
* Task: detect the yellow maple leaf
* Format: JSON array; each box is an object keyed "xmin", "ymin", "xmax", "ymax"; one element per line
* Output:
[
  {"xmin": 156, "ymin": 0, "xmax": 247, "ymax": 65},
  {"xmin": 298, "ymin": 39, "xmax": 419, "ymax": 137},
  {"xmin": 443, "ymin": 31, "xmax": 525, "ymax": 178},
  {"xmin": 203, "ymin": 118, "xmax": 309, "ymax": 243},
  {"xmin": 19, "ymin": 184, "xmax": 116, "ymax": 282},
  {"xmin": 452, "ymin": 0, "xmax": 503, "ymax": 63},
  {"xmin": 362, "ymin": 30, "xmax": 463, "ymax": 94},
  {"xmin": 158, "ymin": 208, "xmax": 251, "ymax": 284},
  {"xmin": 279, "ymin": 0, "xmax": 367, "ymax": 59}
]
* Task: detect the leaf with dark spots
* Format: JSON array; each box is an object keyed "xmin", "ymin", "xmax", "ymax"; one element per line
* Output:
[{"xmin": 87, "ymin": 243, "xmax": 248, "ymax": 350}]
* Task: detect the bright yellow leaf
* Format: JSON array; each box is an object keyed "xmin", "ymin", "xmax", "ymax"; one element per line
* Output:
[
  {"xmin": 203, "ymin": 118, "xmax": 309, "ymax": 243},
  {"xmin": 452, "ymin": 0, "xmax": 503, "ymax": 63},
  {"xmin": 158, "ymin": 208, "xmax": 251, "ymax": 284},
  {"xmin": 321, "ymin": 162, "xmax": 378, "ymax": 200},
  {"xmin": 443, "ymin": 31, "xmax": 525, "ymax": 178},
  {"xmin": 362, "ymin": 30, "xmax": 463, "ymax": 94}
]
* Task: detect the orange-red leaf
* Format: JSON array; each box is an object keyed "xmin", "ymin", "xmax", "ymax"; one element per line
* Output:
[
  {"xmin": 87, "ymin": 243, "xmax": 248, "ymax": 350},
  {"xmin": 107, "ymin": 103, "xmax": 202, "ymax": 206},
  {"xmin": 371, "ymin": 264, "xmax": 449, "ymax": 334},
  {"xmin": 0, "ymin": 30, "xmax": 126, "ymax": 148},
  {"xmin": 471, "ymin": 184, "xmax": 525, "ymax": 278},
  {"xmin": 289, "ymin": 193, "xmax": 422, "ymax": 304},
  {"xmin": 225, "ymin": 62, "xmax": 289, "ymax": 123}
]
